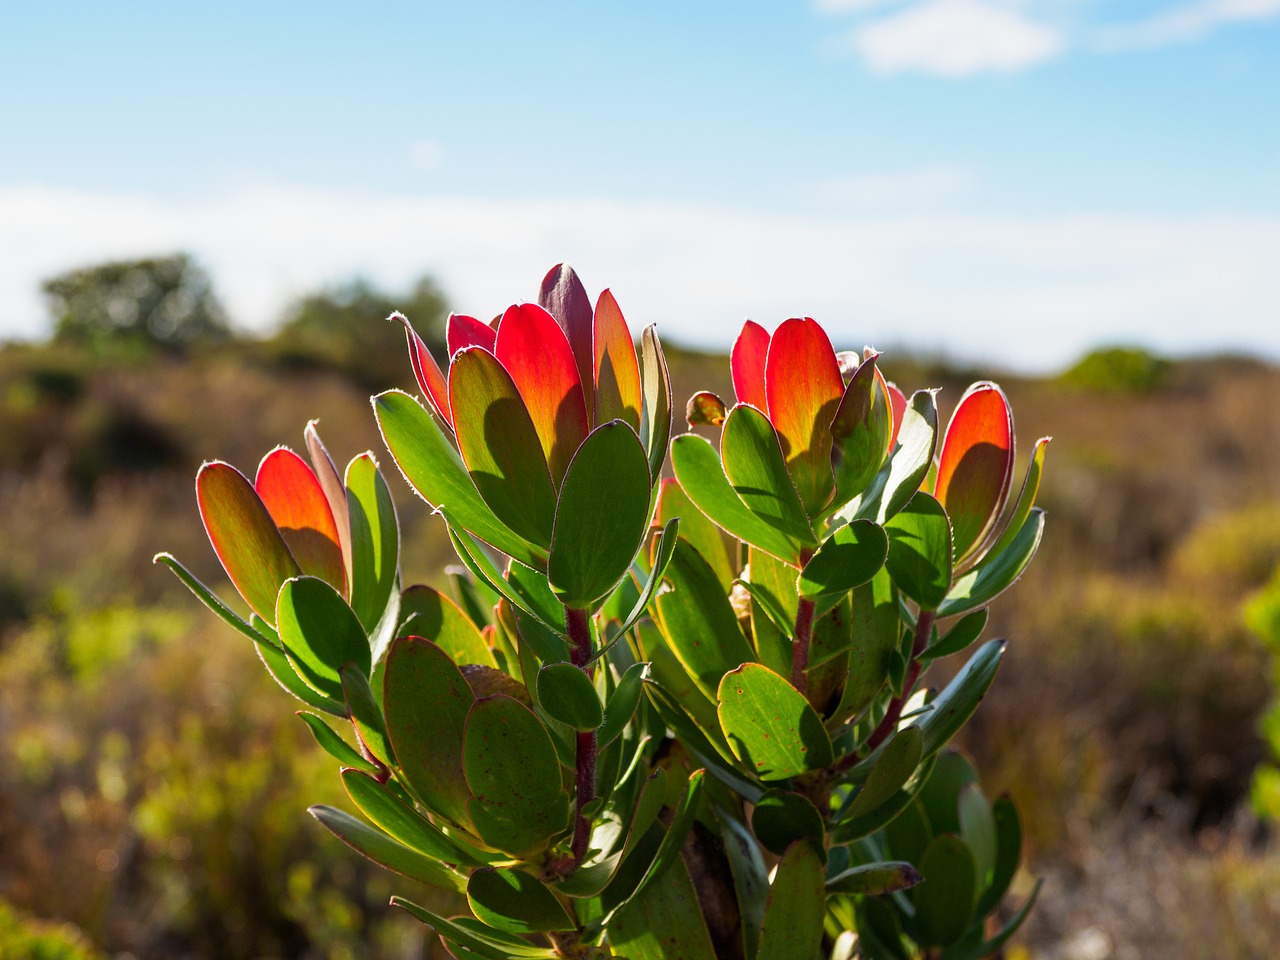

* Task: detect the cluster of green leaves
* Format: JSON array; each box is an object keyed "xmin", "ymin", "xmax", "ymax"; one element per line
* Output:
[
  {"xmin": 166, "ymin": 267, "xmax": 1047, "ymax": 959},
  {"xmin": 1245, "ymin": 563, "xmax": 1280, "ymax": 820}
]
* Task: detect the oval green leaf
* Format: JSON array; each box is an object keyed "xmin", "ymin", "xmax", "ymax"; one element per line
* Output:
[
  {"xmin": 537, "ymin": 662, "xmax": 603, "ymax": 731},
  {"xmin": 467, "ymin": 867, "xmax": 576, "ymax": 934},
  {"xmin": 884, "ymin": 492, "xmax": 953, "ymax": 611},
  {"xmin": 276, "ymin": 576, "xmax": 371, "ymax": 699},
  {"xmin": 399, "ymin": 584, "xmax": 496, "ymax": 668},
  {"xmin": 308, "ymin": 804, "xmax": 464, "ymax": 893},
  {"xmin": 720, "ymin": 405, "xmax": 815, "ymax": 548},
  {"xmin": 913, "ymin": 834, "xmax": 978, "ymax": 947},
  {"xmin": 846, "ymin": 726, "xmax": 924, "ymax": 820},
  {"xmin": 344, "ymin": 454, "xmax": 400, "ymax": 637},
  {"xmin": 756, "ymin": 840, "xmax": 826, "ymax": 960},
  {"xmin": 751, "ymin": 789, "xmax": 825, "ymax": 856},
  {"xmin": 798, "ymin": 518, "xmax": 889, "ymax": 600},
  {"xmin": 297, "ymin": 712, "xmax": 378, "ymax": 772},
  {"xmin": 549, "ymin": 421, "xmax": 651, "ymax": 609},
  {"xmin": 341, "ymin": 768, "xmax": 481, "ymax": 867},
  {"xmin": 938, "ymin": 509, "xmax": 1045, "ymax": 618},
  {"xmin": 717, "ymin": 663, "xmax": 833, "ymax": 780}
]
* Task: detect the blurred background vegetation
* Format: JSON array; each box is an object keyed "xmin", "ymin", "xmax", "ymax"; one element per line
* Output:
[{"xmin": 2, "ymin": 253, "xmax": 1279, "ymax": 958}]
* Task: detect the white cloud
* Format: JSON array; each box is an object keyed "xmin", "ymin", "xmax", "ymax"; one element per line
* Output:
[
  {"xmin": 853, "ymin": 0, "xmax": 1064, "ymax": 76},
  {"xmin": 812, "ymin": 165, "xmax": 974, "ymax": 205},
  {"xmin": 2, "ymin": 182, "xmax": 1279, "ymax": 372},
  {"xmin": 1095, "ymin": 0, "xmax": 1280, "ymax": 51},
  {"xmin": 409, "ymin": 139, "xmax": 445, "ymax": 171}
]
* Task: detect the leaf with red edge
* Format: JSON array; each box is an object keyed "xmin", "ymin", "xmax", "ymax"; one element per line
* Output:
[
  {"xmin": 886, "ymin": 379, "xmax": 908, "ymax": 451},
  {"xmin": 392, "ymin": 312, "xmax": 451, "ymax": 425},
  {"xmin": 304, "ymin": 421, "xmax": 352, "ymax": 580},
  {"xmin": 830, "ymin": 356, "xmax": 892, "ymax": 507},
  {"xmin": 494, "ymin": 303, "xmax": 590, "ymax": 485},
  {"xmin": 447, "ymin": 313, "xmax": 497, "ymax": 357},
  {"xmin": 765, "ymin": 318, "xmax": 844, "ymax": 516},
  {"xmin": 255, "ymin": 448, "xmax": 346, "ymax": 595},
  {"xmin": 592, "ymin": 288, "xmax": 642, "ymax": 431},
  {"xmin": 449, "ymin": 347, "xmax": 558, "ymax": 549},
  {"xmin": 197, "ymin": 461, "xmax": 300, "ymax": 623},
  {"xmin": 731, "ymin": 320, "xmax": 770, "ymax": 410},
  {"xmin": 538, "ymin": 263, "xmax": 596, "ymax": 414},
  {"xmin": 935, "ymin": 382, "xmax": 1015, "ymax": 562}
]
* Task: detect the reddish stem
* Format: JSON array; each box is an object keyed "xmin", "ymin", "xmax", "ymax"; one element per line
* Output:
[
  {"xmin": 790, "ymin": 548, "xmax": 817, "ymax": 695},
  {"xmin": 860, "ymin": 609, "xmax": 936, "ymax": 756},
  {"xmin": 566, "ymin": 606, "xmax": 596, "ymax": 866}
]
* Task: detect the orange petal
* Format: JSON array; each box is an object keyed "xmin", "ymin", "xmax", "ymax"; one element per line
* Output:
[
  {"xmin": 539, "ymin": 263, "xmax": 596, "ymax": 415},
  {"xmin": 592, "ymin": 289, "xmax": 642, "ymax": 431},
  {"xmin": 935, "ymin": 382, "xmax": 1015, "ymax": 561},
  {"xmin": 494, "ymin": 302, "xmax": 590, "ymax": 485},
  {"xmin": 731, "ymin": 320, "xmax": 770, "ymax": 410},
  {"xmin": 764, "ymin": 318, "xmax": 843, "ymax": 516},
  {"xmin": 393, "ymin": 312, "xmax": 450, "ymax": 425},
  {"xmin": 255, "ymin": 448, "xmax": 347, "ymax": 595},
  {"xmin": 447, "ymin": 313, "xmax": 497, "ymax": 357}
]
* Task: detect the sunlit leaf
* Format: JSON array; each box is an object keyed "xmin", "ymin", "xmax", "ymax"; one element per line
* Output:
[
  {"xmin": 593, "ymin": 288, "xmax": 643, "ymax": 431},
  {"xmin": 537, "ymin": 662, "xmax": 602, "ymax": 731},
  {"xmin": 655, "ymin": 478, "xmax": 736, "ymax": 590},
  {"xmin": 393, "ymin": 311, "xmax": 452, "ymax": 425},
  {"xmin": 884, "ymin": 492, "xmax": 953, "ymax": 610},
  {"xmin": 446, "ymin": 312, "xmax": 497, "ymax": 357},
  {"xmin": 341, "ymin": 769, "xmax": 482, "ymax": 867},
  {"xmin": 638, "ymin": 325, "xmax": 672, "ymax": 485},
  {"xmin": 718, "ymin": 663, "xmax": 834, "ymax": 779},
  {"xmin": 276, "ymin": 576, "xmax": 371, "ymax": 699},
  {"xmin": 721, "ymin": 404, "xmax": 817, "ymax": 549},
  {"xmin": 798, "ymin": 518, "xmax": 888, "ymax": 600},
  {"xmin": 937, "ymin": 509, "xmax": 1044, "ymax": 618},
  {"xmin": 297, "ymin": 712, "xmax": 378, "ymax": 772},
  {"xmin": 685, "ymin": 390, "xmax": 727, "ymax": 427},
  {"xmin": 935, "ymin": 383, "xmax": 1015, "ymax": 562},
  {"xmin": 398, "ymin": 584, "xmax": 496, "ymax": 668},
  {"xmin": 309, "ymin": 805, "xmax": 465, "ymax": 893},
  {"xmin": 731, "ymin": 319, "xmax": 770, "ymax": 411},
  {"xmin": 830, "ymin": 355, "xmax": 892, "ymax": 507},
  {"xmin": 538, "ymin": 262, "xmax": 596, "ymax": 416},
  {"xmin": 344, "ymin": 453, "xmax": 399, "ymax": 636},
  {"xmin": 255, "ymin": 447, "xmax": 346, "ymax": 595},
  {"xmin": 467, "ymin": 867, "xmax": 576, "ymax": 934}
]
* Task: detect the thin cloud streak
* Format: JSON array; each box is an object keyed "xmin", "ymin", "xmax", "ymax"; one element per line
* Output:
[{"xmin": 2, "ymin": 182, "xmax": 1278, "ymax": 372}]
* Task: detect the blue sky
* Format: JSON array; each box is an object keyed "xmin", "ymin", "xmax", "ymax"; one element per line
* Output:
[{"xmin": 2, "ymin": 1, "xmax": 1278, "ymax": 369}]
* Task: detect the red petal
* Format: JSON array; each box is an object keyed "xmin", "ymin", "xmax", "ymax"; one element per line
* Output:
[
  {"xmin": 592, "ymin": 289, "xmax": 643, "ymax": 431},
  {"xmin": 494, "ymin": 302, "xmax": 590, "ymax": 485},
  {"xmin": 255, "ymin": 448, "xmax": 347, "ymax": 595},
  {"xmin": 764, "ymin": 318, "xmax": 843, "ymax": 515},
  {"xmin": 447, "ymin": 313, "xmax": 497, "ymax": 357},
  {"xmin": 731, "ymin": 320, "xmax": 770, "ymax": 410},
  {"xmin": 394, "ymin": 312, "xmax": 451, "ymax": 425},
  {"xmin": 539, "ymin": 264, "xmax": 596, "ymax": 415},
  {"xmin": 935, "ymin": 382, "xmax": 1015, "ymax": 561},
  {"xmin": 197, "ymin": 461, "xmax": 301, "ymax": 623}
]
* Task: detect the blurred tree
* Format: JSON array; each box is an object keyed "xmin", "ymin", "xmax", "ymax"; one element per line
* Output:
[
  {"xmin": 269, "ymin": 276, "xmax": 448, "ymax": 391},
  {"xmin": 43, "ymin": 255, "xmax": 230, "ymax": 354}
]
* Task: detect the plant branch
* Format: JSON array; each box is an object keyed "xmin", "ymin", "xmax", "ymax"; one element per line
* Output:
[
  {"xmin": 856, "ymin": 609, "xmax": 936, "ymax": 758},
  {"xmin": 566, "ymin": 606, "xmax": 597, "ymax": 867}
]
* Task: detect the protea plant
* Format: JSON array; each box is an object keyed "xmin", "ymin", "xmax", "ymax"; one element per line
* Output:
[{"xmin": 160, "ymin": 266, "xmax": 1045, "ymax": 960}]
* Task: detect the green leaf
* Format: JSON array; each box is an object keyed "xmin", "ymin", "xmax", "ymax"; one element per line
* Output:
[
  {"xmin": 655, "ymin": 479, "xmax": 736, "ymax": 591},
  {"xmin": 855, "ymin": 897, "xmax": 911, "ymax": 960},
  {"xmin": 251, "ymin": 616, "xmax": 346, "ymax": 715},
  {"xmin": 276, "ymin": 577, "xmax": 372, "ymax": 699},
  {"xmin": 467, "ymin": 867, "xmax": 576, "ymax": 934},
  {"xmin": 959, "ymin": 783, "xmax": 997, "ymax": 890},
  {"xmin": 913, "ymin": 834, "xmax": 977, "ymax": 947},
  {"xmin": 297, "ymin": 712, "xmax": 378, "ymax": 772},
  {"xmin": 717, "ymin": 663, "xmax": 834, "ymax": 780},
  {"xmin": 945, "ymin": 880, "xmax": 1042, "ymax": 960},
  {"xmin": 308, "ymin": 805, "xmax": 464, "ymax": 893},
  {"xmin": 826, "ymin": 861, "xmax": 922, "ymax": 896},
  {"xmin": 924, "ymin": 608, "xmax": 989, "ymax": 661},
  {"xmin": 195, "ymin": 461, "xmax": 301, "ymax": 624},
  {"xmin": 549, "ymin": 421, "xmax": 652, "ymax": 609},
  {"xmin": 443, "ymin": 517, "xmax": 563, "ymax": 637},
  {"xmin": 849, "ymin": 389, "xmax": 940, "ymax": 525},
  {"xmin": 154, "ymin": 552, "xmax": 276, "ymax": 648},
  {"xmin": 830, "ymin": 754, "xmax": 937, "ymax": 844},
  {"xmin": 398, "ymin": 584, "xmax": 496, "ymax": 668},
  {"xmin": 340, "ymin": 663, "xmax": 392, "ymax": 764},
  {"xmin": 975, "ymin": 793, "xmax": 1024, "ymax": 916},
  {"xmin": 937, "ymin": 509, "xmax": 1045, "ymax": 618},
  {"xmin": 751, "ymin": 789, "xmax": 825, "ymax": 856},
  {"xmin": 830, "ymin": 356, "xmax": 893, "ymax": 507},
  {"xmin": 720, "ymin": 404, "xmax": 816, "ymax": 549},
  {"xmin": 846, "ymin": 726, "xmax": 924, "ymax": 820},
  {"xmin": 884, "ymin": 795, "xmax": 933, "ymax": 867},
  {"xmin": 556, "ymin": 766, "xmax": 668, "ymax": 899},
  {"xmin": 920, "ymin": 750, "xmax": 978, "ymax": 836},
  {"xmin": 607, "ymin": 855, "xmax": 718, "ymax": 960},
  {"xmin": 340, "ymin": 769, "xmax": 481, "ymax": 867},
  {"xmin": 536, "ymin": 662, "xmax": 602, "ymax": 731},
  {"xmin": 798, "ymin": 518, "xmax": 888, "ymax": 600},
  {"xmin": 831, "ymin": 569, "xmax": 898, "ymax": 728},
  {"xmin": 344, "ymin": 453, "xmax": 400, "ymax": 636},
  {"xmin": 915, "ymin": 640, "xmax": 1006, "ymax": 758},
  {"xmin": 447, "ymin": 566, "xmax": 498, "ymax": 629},
  {"xmin": 506, "ymin": 560, "xmax": 567, "ymax": 633},
  {"xmin": 599, "ymin": 661, "xmax": 650, "ymax": 748},
  {"xmin": 638, "ymin": 325, "xmax": 672, "ymax": 486},
  {"xmin": 980, "ymin": 435, "xmax": 1049, "ymax": 564},
  {"xmin": 513, "ymin": 608, "xmax": 571, "ymax": 665},
  {"xmin": 884, "ymin": 492, "xmax": 953, "ymax": 610},
  {"xmin": 652, "ymin": 538, "xmax": 756, "ymax": 700},
  {"xmin": 391, "ymin": 897, "xmax": 558, "ymax": 959},
  {"xmin": 714, "ymin": 803, "xmax": 770, "ymax": 960},
  {"xmin": 756, "ymin": 841, "xmax": 826, "ymax": 960},
  {"xmin": 643, "ymin": 679, "xmax": 762, "ymax": 802},
  {"xmin": 449, "ymin": 347, "xmax": 559, "ymax": 548},
  {"xmin": 610, "ymin": 517, "xmax": 680, "ymax": 642},
  {"xmin": 463, "ymin": 695, "xmax": 570, "ymax": 857},
  {"xmin": 671, "ymin": 432, "xmax": 801, "ymax": 564},
  {"xmin": 382, "ymin": 636, "xmax": 474, "ymax": 827},
  {"xmin": 372, "ymin": 389, "xmax": 545, "ymax": 567}
]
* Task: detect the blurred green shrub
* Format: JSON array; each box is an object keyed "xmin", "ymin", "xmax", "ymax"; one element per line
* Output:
[
  {"xmin": 0, "ymin": 898, "xmax": 104, "ymax": 960},
  {"xmin": 1244, "ymin": 564, "xmax": 1280, "ymax": 821},
  {"xmin": 1060, "ymin": 345, "xmax": 1170, "ymax": 393},
  {"xmin": 42, "ymin": 255, "xmax": 230, "ymax": 356}
]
